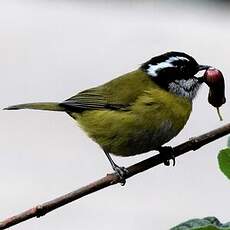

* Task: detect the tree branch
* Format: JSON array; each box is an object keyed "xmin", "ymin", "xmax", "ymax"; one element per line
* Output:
[{"xmin": 1, "ymin": 123, "xmax": 230, "ymax": 229}]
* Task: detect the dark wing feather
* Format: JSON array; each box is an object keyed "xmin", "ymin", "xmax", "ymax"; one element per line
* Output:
[
  {"xmin": 60, "ymin": 88, "xmax": 130, "ymax": 111},
  {"xmin": 60, "ymin": 70, "xmax": 153, "ymax": 112}
]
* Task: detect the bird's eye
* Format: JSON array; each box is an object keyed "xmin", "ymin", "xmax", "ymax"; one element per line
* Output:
[{"xmin": 179, "ymin": 65, "xmax": 186, "ymax": 72}]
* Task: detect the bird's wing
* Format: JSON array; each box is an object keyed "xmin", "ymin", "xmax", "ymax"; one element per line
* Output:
[
  {"xmin": 60, "ymin": 70, "xmax": 153, "ymax": 112},
  {"xmin": 60, "ymin": 88, "xmax": 129, "ymax": 111}
]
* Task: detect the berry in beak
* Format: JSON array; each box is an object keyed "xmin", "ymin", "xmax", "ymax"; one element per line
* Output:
[
  {"xmin": 196, "ymin": 65, "xmax": 212, "ymax": 83},
  {"xmin": 203, "ymin": 68, "xmax": 226, "ymax": 121}
]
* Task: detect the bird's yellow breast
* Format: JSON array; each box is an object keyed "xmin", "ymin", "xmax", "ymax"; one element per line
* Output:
[{"xmin": 75, "ymin": 86, "xmax": 192, "ymax": 156}]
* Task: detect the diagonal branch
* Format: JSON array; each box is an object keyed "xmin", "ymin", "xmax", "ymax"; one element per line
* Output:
[{"xmin": 0, "ymin": 123, "xmax": 230, "ymax": 230}]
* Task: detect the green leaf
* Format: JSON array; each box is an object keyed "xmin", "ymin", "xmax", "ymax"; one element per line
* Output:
[
  {"xmin": 218, "ymin": 147, "xmax": 230, "ymax": 180},
  {"xmin": 171, "ymin": 217, "xmax": 230, "ymax": 230},
  {"xmin": 228, "ymin": 137, "xmax": 230, "ymax": 148}
]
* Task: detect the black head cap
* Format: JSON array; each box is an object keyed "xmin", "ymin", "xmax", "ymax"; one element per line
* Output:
[{"xmin": 141, "ymin": 51, "xmax": 210, "ymax": 85}]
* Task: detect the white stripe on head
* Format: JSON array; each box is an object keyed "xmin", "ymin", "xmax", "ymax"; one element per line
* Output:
[
  {"xmin": 169, "ymin": 56, "xmax": 189, "ymax": 62},
  {"xmin": 147, "ymin": 62, "xmax": 173, "ymax": 77},
  {"xmin": 146, "ymin": 56, "xmax": 189, "ymax": 77}
]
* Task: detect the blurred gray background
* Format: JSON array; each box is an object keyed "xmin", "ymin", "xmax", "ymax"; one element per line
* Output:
[{"xmin": 0, "ymin": 0, "xmax": 230, "ymax": 229}]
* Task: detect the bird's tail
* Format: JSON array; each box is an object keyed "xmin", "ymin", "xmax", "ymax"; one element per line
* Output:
[{"xmin": 3, "ymin": 102, "xmax": 65, "ymax": 111}]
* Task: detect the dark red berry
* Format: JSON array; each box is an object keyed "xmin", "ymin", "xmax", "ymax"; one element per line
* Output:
[
  {"xmin": 203, "ymin": 68, "xmax": 224, "ymax": 87},
  {"xmin": 203, "ymin": 68, "xmax": 226, "ymax": 108}
]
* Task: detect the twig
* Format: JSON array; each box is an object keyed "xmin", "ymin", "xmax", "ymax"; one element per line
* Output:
[{"xmin": 0, "ymin": 123, "xmax": 230, "ymax": 229}]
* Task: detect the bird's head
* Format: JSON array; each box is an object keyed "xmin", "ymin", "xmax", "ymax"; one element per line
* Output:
[{"xmin": 141, "ymin": 51, "xmax": 210, "ymax": 100}]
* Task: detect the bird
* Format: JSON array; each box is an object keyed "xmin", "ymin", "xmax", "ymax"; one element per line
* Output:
[{"xmin": 4, "ymin": 51, "xmax": 211, "ymax": 185}]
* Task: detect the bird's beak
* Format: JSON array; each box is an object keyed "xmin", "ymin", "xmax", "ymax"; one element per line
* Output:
[
  {"xmin": 196, "ymin": 65, "xmax": 211, "ymax": 82},
  {"xmin": 198, "ymin": 65, "xmax": 211, "ymax": 71}
]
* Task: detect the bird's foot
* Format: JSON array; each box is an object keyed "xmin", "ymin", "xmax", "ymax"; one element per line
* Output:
[
  {"xmin": 112, "ymin": 165, "xmax": 128, "ymax": 186},
  {"xmin": 158, "ymin": 146, "xmax": 175, "ymax": 166}
]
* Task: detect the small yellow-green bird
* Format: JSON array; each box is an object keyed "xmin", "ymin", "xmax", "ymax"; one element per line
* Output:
[{"xmin": 4, "ymin": 51, "xmax": 210, "ymax": 184}]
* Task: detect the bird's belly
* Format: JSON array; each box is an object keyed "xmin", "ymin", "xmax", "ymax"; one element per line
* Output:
[
  {"xmin": 75, "ymin": 96, "xmax": 191, "ymax": 156},
  {"xmin": 108, "ymin": 120, "xmax": 178, "ymax": 156}
]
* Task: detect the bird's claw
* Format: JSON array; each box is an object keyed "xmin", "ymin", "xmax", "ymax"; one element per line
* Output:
[
  {"xmin": 159, "ymin": 146, "xmax": 176, "ymax": 166},
  {"xmin": 113, "ymin": 165, "xmax": 128, "ymax": 186}
]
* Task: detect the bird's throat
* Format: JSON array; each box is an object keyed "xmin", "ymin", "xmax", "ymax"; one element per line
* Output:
[{"xmin": 167, "ymin": 78, "xmax": 202, "ymax": 100}]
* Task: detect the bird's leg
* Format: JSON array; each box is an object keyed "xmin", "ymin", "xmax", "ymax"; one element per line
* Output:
[
  {"xmin": 158, "ymin": 146, "xmax": 176, "ymax": 166},
  {"xmin": 104, "ymin": 151, "xmax": 128, "ymax": 186}
]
